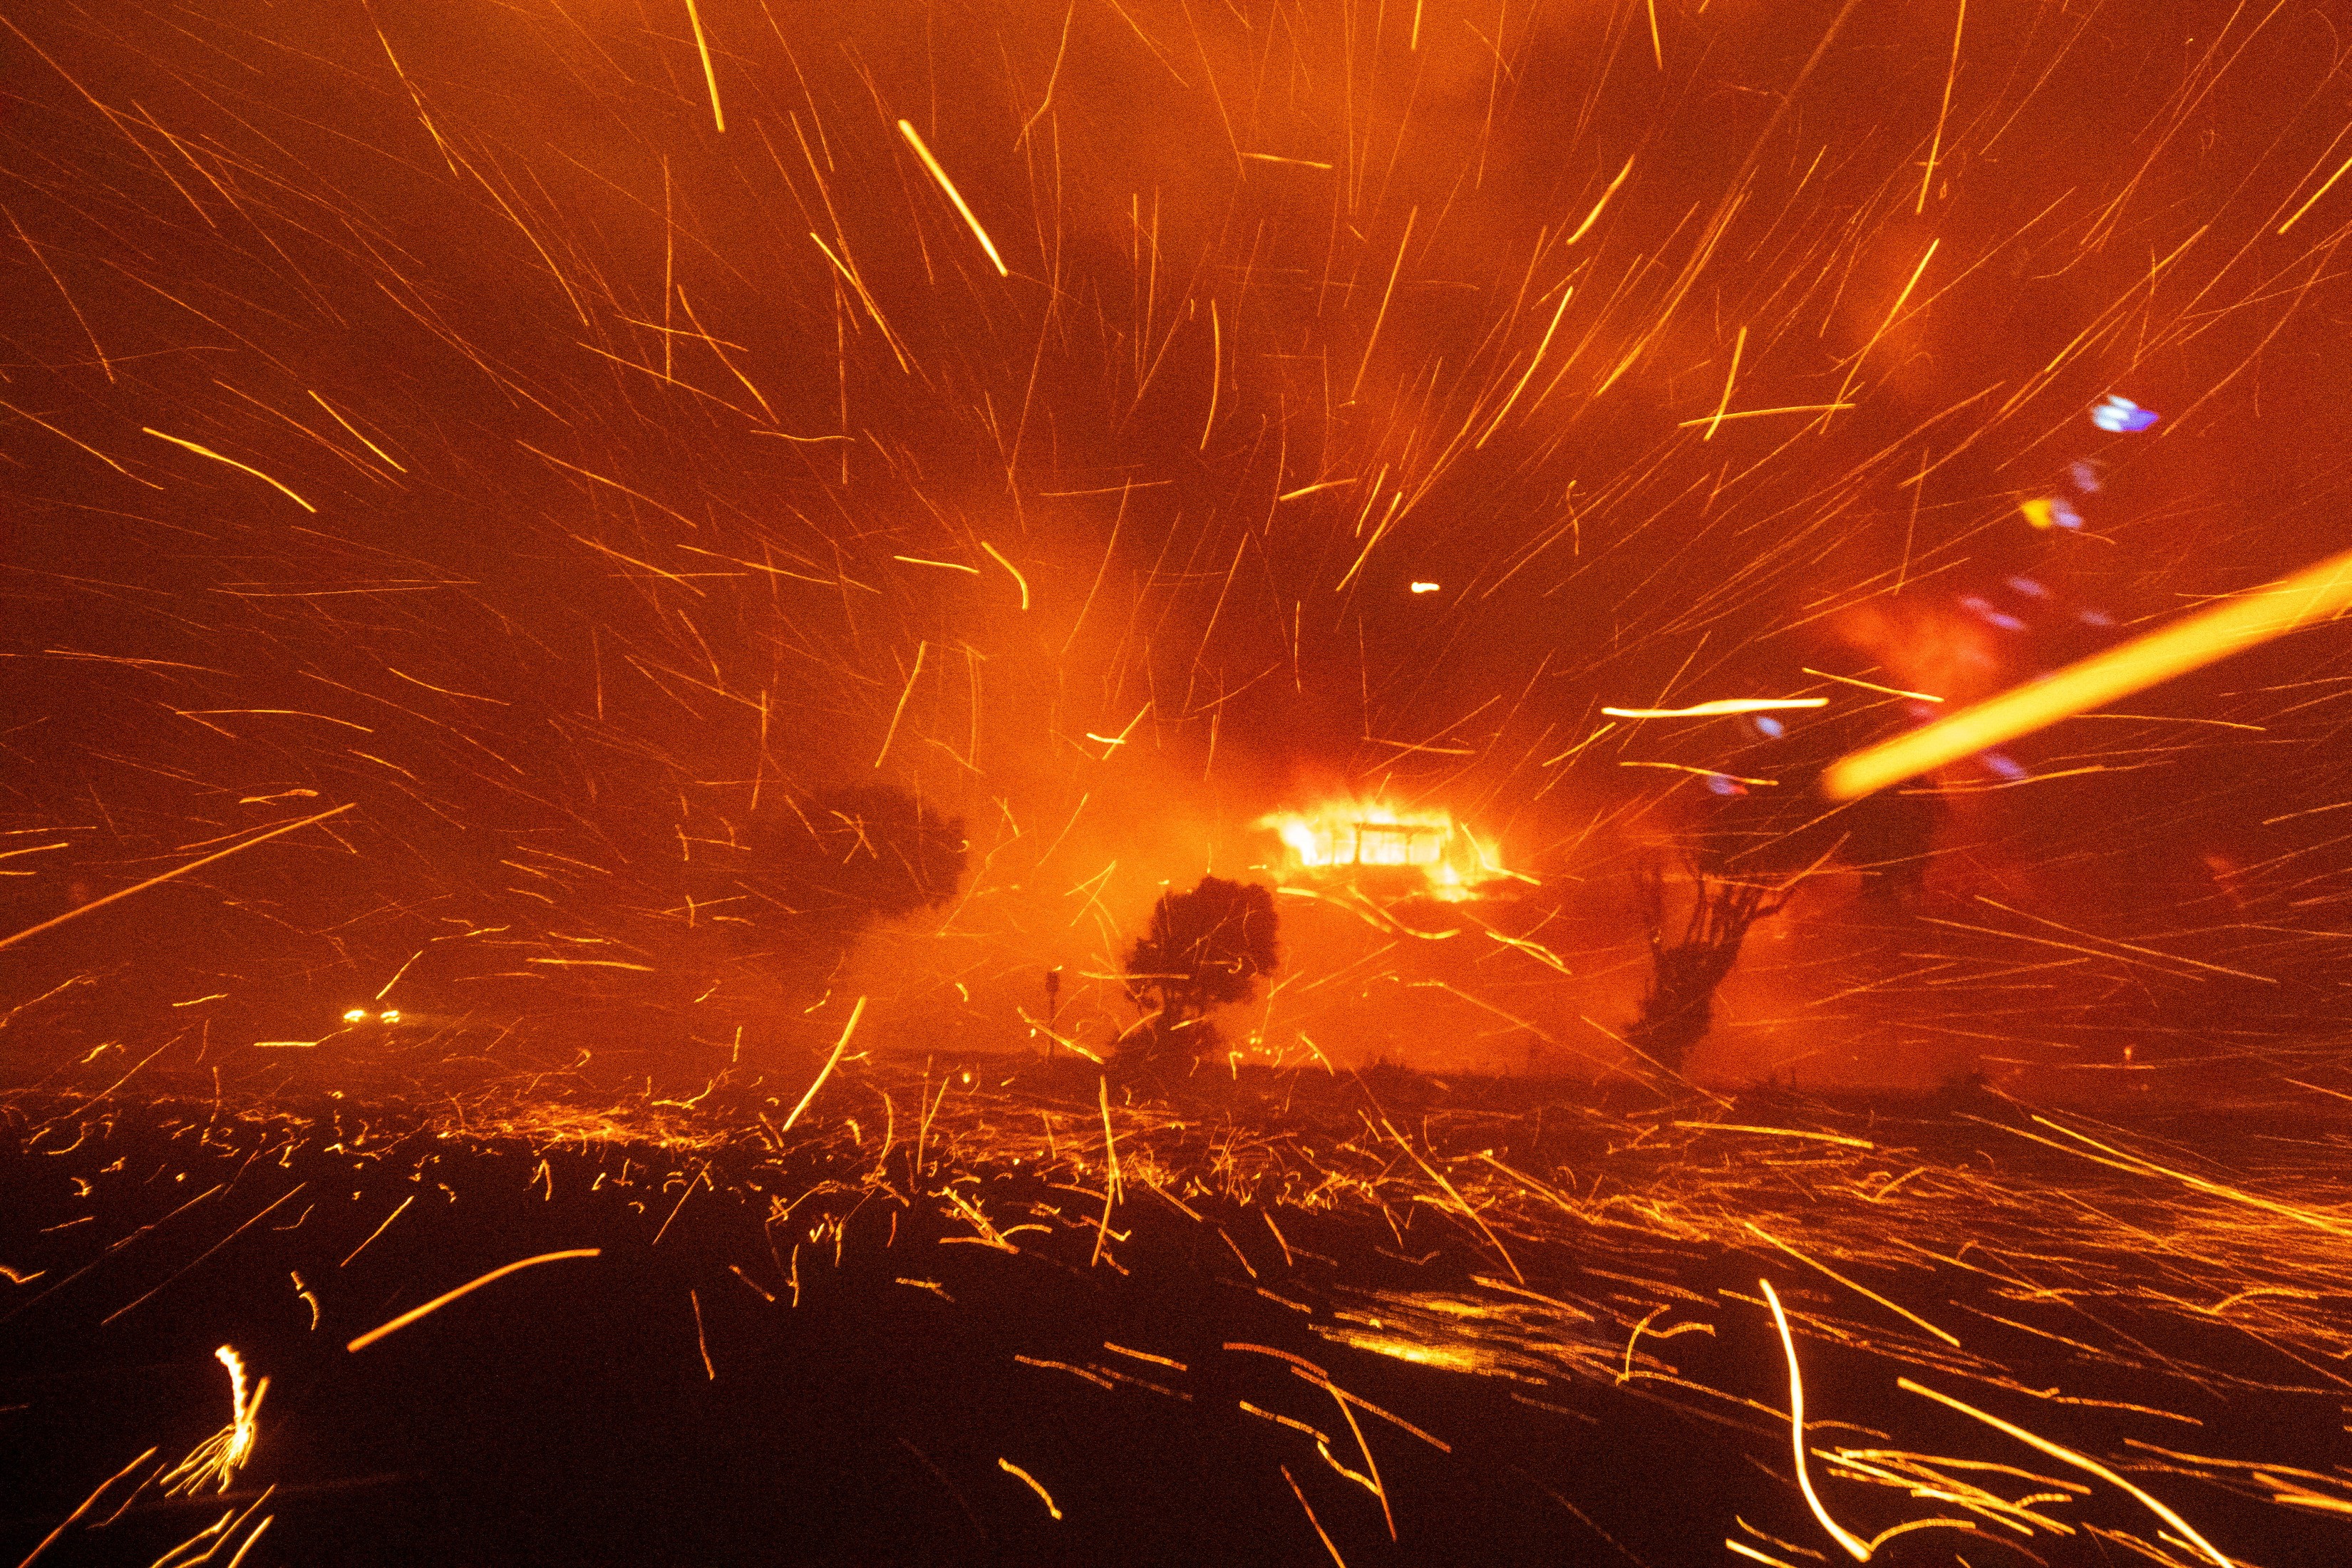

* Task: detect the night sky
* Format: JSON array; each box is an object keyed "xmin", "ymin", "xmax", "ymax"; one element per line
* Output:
[{"xmin": 5, "ymin": 0, "xmax": 2351, "ymax": 1082}]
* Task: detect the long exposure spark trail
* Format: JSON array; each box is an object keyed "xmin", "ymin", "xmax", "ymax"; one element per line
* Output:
[{"xmin": 346, "ymin": 1250, "xmax": 603, "ymax": 1353}]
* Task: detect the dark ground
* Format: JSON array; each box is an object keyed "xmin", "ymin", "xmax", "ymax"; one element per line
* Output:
[{"xmin": 5, "ymin": 1041, "xmax": 2351, "ymax": 1567}]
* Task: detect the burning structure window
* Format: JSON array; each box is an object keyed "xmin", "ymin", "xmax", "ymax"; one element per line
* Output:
[{"xmin": 1351, "ymin": 824, "xmax": 1443, "ymax": 866}]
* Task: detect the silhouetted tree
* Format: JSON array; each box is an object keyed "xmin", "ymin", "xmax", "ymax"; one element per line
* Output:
[
  {"xmin": 1123, "ymin": 875, "xmax": 1279, "ymax": 1063},
  {"xmin": 1626, "ymin": 860, "xmax": 1788, "ymax": 1074}
]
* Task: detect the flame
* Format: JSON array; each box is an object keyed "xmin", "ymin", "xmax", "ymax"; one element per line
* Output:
[
  {"xmin": 1256, "ymin": 800, "xmax": 1515, "ymax": 901},
  {"xmin": 161, "ymin": 1345, "xmax": 266, "ymax": 1496}
]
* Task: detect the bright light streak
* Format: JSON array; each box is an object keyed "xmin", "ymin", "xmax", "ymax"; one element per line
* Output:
[
  {"xmin": 346, "ymin": 1249, "xmax": 603, "ymax": 1352},
  {"xmin": 1760, "ymin": 1278, "xmax": 1873, "ymax": 1562},
  {"xmin": 1604, "ymin": 698, "xmax": 1828, "ymax": 718},
  {"xmin": 980, "ymin": 540, "xmax": 1030, "ymax": 608},
  {"xmin": 682, "ymin": 0, "xmax": 723, "ymax": 132},
  {"xmin": 780, "ymin": 996, "xmax": 865, "ymax": 1132},
  {"xmin": 142, "ymin": 426, "xmax": 316, "ymax": 511},
  {"xmin": 2279, "ymin": 146, "xmax": 2352, "ymax": 232},
  {"xmin": 216, "ymin": 1346, "xmax": 259, "ymax": 1475},
  {"xmin": 1748, "ymin": 1223, "xmax": 1960, "ymax": 1346},
  {"xmin": 998, "ymin": 1458, "xmax": 1062, "ymax": 1519},
  {"xmin": 0, "ymin": 803, "xmax": 355, "ymax": 954},
  {"xmin": 872, "ymin": 640, "xmax": 927, "ymax": 768},
  {"xmin": 1409, "ymin": 581, "xmax": 1440, "ymax": 593},
  {"xmin": 1702, "ymin": 326, "xmax": 1746, "ymax": 440},
  {"xmin": 897, "ymin": 120, "xmax": 1008, "ymax": 276},
  {"xmin": 1564, "ymin": 154, "xmax": 1634, "ymax": 244},
  {"xmin": 1802, "ymin": 669, "xmax": 1941, "ymax": 701},
  {"xmin": 1898, "ymin": 1378, "xmax": 2234, "ymax": 1567},
  {"xmin": 1822, "ymin": 544, "xmax": 2352, "ymax": 799}
]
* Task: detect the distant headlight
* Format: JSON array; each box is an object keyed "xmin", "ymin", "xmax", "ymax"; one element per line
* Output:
[
  {"xmin": 341, "ymin": 1007, "xmax": 368, "ymax": 1023},
  {"xmin": 378, "ymin": 1009, "xmax": 401, "ymax": 1023}
]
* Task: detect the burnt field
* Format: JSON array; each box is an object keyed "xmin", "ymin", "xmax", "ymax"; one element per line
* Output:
[{"xmin": 6, "ymin": 1048, "xmax": 2351, "ymax": 1567}]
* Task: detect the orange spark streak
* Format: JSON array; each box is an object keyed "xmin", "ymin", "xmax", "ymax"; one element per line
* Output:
[
  {"xmin": 1605, "ymin": 698, "xmax": 1827, "ymax": 719},
  {"xmin": 873, "ymin": 641, "xmax": 927, "ymax": 768},
  {"xmin": 1, "ymin": 398, "xmax": 158, "ymax": 484},
  {"xmin": 1565, "ymin": 155, "xmax": 1634, "ymax": 245},
  {"xmin": 1823, "ymin": 542, "xmax": 2352, "ymax": 798},
  {"xmin": 1348, "ymin": 208, "xmax": 1417, "ymax": 402},
  {"xmin": 4, "ymin": 205, "xmax": 113, "ymax": 381},
  {"xmin": 1801, "ymin": 668, "xmax": 1942, "ymax": 702},
  {"xmin": 1760, "ymin": 1278, "xmax": 1873, "ymax": 1562},
  {"xmin": 1380, "ymin": 1118, "xmax": 1523, "ymax": 1282},
  {"xmin": 897, "ymin": 120, "xmax": 1007, "ymax": 276},
  {"xmin": 1918, "ymin": 0, "xmax": 1964, "ymax": 213},
  {"xmin": 341, "ymin": 1193, "xmax": 414, "ymax": 1267},
  {"xmin": 307, "ymin": 391, "xmax": 405, "ymax": 470},
  {"xmin": 979, "ymin": 540, "xmax": 1030, "ymax": 608},
  {"xmin": 1201, "ymin": 299, "xmax": 1220, "ymax": 448},
  {"xmin": 1898, "ymin": 1379, "xmax": 2234, "ymax": 1567},
  {"xmin": 15, "ymin": 1447, "xmax": 158, "ymax": 1567},
  {"xmin": 1747, "ymin": 1222, "xmax": 1961, "ymax": 1347},
  {"xmin": 1090, "ymin": 1076, "xmax": 1120, "ymax": 1267},
  {"xmin": 142, "ymin": 428, "xmax": 315, "ymax": 511},
  {"xmin": 1823, "ymin": 239, "xmax": 1937, "ymax": 428},
  {"xmin": 1672, "ymin": 1122, "xmax": 1874, "ymax": 1148},
  {"xmin": 1674, "ymin": 403, "xmax": 1852, "ymax": 428},
  {"xmin": 1281, "ymin": 1465, "xmax": 1349, "ymax": 1567},
  {"xmin": 780, "ymin": 997, "xmax": 865, "ymax": 1132},
  {"xmin": 683, "ymin": 0, "xmax": 723, "ymax": 131},
  {"xmin": 691, "ymin": 1289, "xmax": 715, "ymax": 1379},
  {"xmin": 2279, "ymin": 145, "xmax": 2352, "ymax": 234},
  {"xmin": 0, "ymin": 803, "xmax": 354, "ymax": 953},
  {"xmin": 1701, "ymin": 326, "xmax": 1745, "ymax": 440},
  {"xmin": 346, "ymin": 1249, "xmax": 603, "ymax": 1352},
  {"xmin": 1476, "ymin": 284, "xmax": 1574, "ymax": 446},
  {"xmin": 998, "ymin": 1458, "xmax": 1062, "ymax": 1520}
]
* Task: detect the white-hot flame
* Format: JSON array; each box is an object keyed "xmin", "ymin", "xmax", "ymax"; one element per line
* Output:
[{"xmin": 1257, "ymin": 801, "xmax": 1515, "ymax": 900}]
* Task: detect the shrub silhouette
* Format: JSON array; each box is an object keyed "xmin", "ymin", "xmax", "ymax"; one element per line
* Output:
[
  {"xmin": 1625, "ymin": 860, "xmax": 1787, "ymax": 1075},
  {"xmin": 1123, "ymin": 875, "xmax": 1279, "ymax": 1062}
]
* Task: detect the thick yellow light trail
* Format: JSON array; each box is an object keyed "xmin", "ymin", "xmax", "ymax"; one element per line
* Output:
[
  {"xmin": 897, "ymin": 120, "xmax": 1007, "ymax": 276},
  {"xmin": 346, "ymin": 1249, "xmax": 602, "ymax": 1352},
  {"xmin": 1823, "ymin": 543, "xmax": 2352, "ymax": 799}
]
